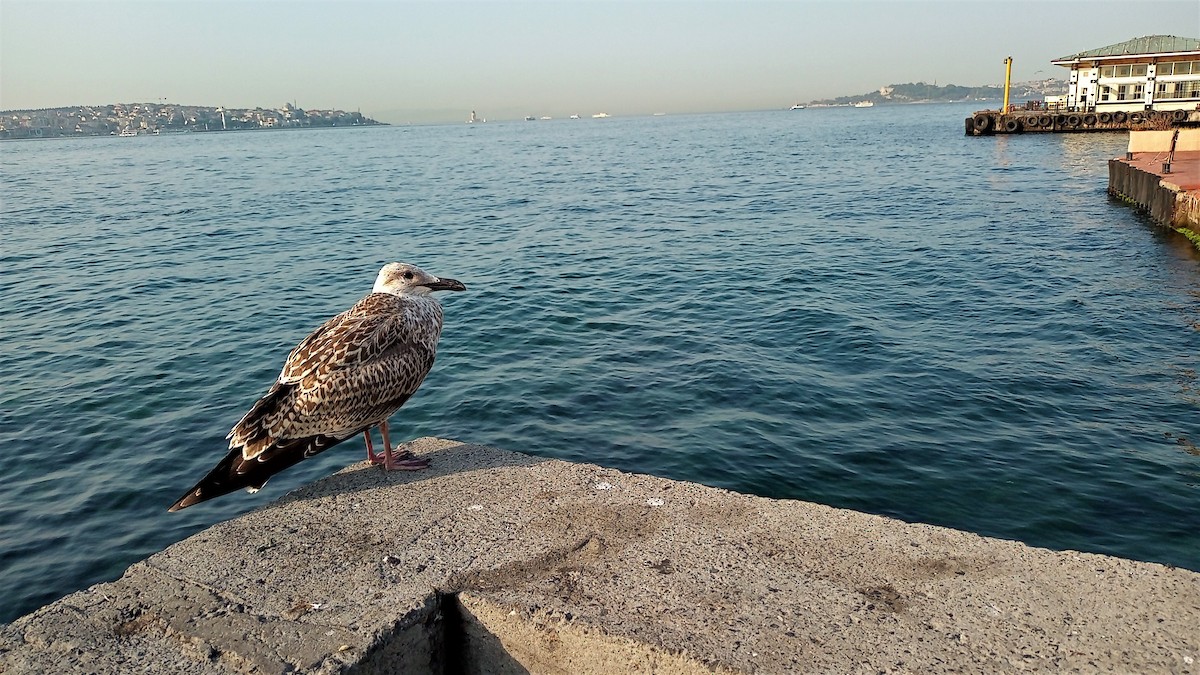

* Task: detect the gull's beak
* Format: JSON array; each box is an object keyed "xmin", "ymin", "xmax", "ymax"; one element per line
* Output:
[{"xmin": 426, "ymin": 277, "xmax": 466, "ymax": 292}]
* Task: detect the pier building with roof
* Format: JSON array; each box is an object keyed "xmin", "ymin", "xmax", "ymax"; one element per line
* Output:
[{"xmin": 1051, "ymin": 35, "xmax": 1200, "ymax": 114}]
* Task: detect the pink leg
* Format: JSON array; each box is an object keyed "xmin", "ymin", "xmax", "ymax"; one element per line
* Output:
[
  {"xmin": 379, "ymin": 420, "xmax": 394, "ymax": 471},
  {"xmin": 379, "ymin": 420, "xmax": 430, "ymax": 472},
  {"xmin": 364, "ymin": 429, "xmax": 386, "ymax": 465}
]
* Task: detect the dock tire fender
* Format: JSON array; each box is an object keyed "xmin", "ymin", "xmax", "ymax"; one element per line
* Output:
[
  {"xmin": 1038, "ymin": 115, "xmax": 1052, "ymax": 128},
  {"xmin": 1003, "ymin": 118, "xmax": 1021, "ymax": 133},
  {"xmin": 1083, "ymin": 114, "xmax": 1098, "ymax": 126},
  {"xmin": 1172, "ymin": 109, "xmax": 1188, "ymax": 122},
  {"xmin": 1114, "ymin": 111, "xmax": 1128, "ymax": 123},
  {"xmin": 1098, "ymin": 112, "xmax": 1113, "ymax": 124},
  {"xmin": 1128, "ymin": 112, "xmax": 1144, "ymax": 125},
  {"xmin": 1054, "ymin": 114, "xmax": 1066, "ymax": 126},
  {"xmin": 973, "ymin": 113, "xmax": 992, "ymax": 131},
  {"xmin": 1066, "ymin": 114, "xmax": 1082, "ymax": 128}
]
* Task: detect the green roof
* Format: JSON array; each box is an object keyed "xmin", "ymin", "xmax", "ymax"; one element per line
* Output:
[{"xmin": 1053, "ymin": 35, "xmax": 1200, "ymax": 62}]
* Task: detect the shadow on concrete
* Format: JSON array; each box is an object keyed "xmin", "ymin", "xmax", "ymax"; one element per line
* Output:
[
  {"xmin": 346, "ymin": 592, "xmax": 535, "ymax": 675},
  {"xmin": 253, "ymin": 440, "xmax": 548, "ymax": 514},
  {"xmin": 444, "ymin": 593, "xmax": 533, "ymax": 675}
]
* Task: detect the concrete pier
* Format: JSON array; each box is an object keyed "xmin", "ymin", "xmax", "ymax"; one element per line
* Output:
[
  {"xmin": 1109, "ymin": 129, "xmax": 1200, "ymax": 243},
  {"xmin": 3, "ymin": 438, "xmax": 1199, "ymax": 673}
]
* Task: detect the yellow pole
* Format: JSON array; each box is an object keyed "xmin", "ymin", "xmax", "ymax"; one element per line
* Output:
[{"xmin": 1002, "ymin": 56, "xmax": 1013, "ymax": 113}]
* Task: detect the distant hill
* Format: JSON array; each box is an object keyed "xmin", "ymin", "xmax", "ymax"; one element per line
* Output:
[
  {"xmin": 1, "ymin": 102, "xmax": 383, "ymax": 139},
  {"xmin": 807, "ymin": 80, "xmax": 1067, "ymax": 106}
]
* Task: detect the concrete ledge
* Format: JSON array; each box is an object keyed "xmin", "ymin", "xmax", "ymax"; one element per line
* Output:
[
  {"xmin": 3, "ymin": 438, "xmax": 1199, "ymax": 673},
  {"xmin": 1109, "ymin": 148, "xmax": 1200, "ymax": 238}
]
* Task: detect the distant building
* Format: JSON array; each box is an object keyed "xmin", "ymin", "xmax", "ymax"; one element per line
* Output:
[{"xmin": 1051, "ymin": 35, "xmax": 1200, "ymax": 113}]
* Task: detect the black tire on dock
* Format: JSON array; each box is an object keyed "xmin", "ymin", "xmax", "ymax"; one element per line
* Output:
[
  {"xmin": 1173, "ymin": 109, "xmax": 1188, "ymax": 122},
  {"xmin": 1128, "ymin": 112, "xmax": 1144, "ymax": 125},
  {"xmin": 1098, "ymin": 112, "xmax": 1113, "ymax": 124},
  {"xmin": 1003, "ymin": 118, "xmax": 1021, "ymax": 133},
  {"xmin": 973, "ymin": 113, "xmax": 993, "ymax": 131},
  {"xmin": 1067, "ymin": 114, "xmax": 1082, "ymax": 128},
  {"xmin": 1054, "ymin": 114, "xmax": 1066, "ymax": 127},
  {"xmin": 1114, "ymin": 111, "xmax": 1128, "ymax": 123},
  {"xmin": 1083, "ymin": 114, "xmax": 1098, "ymax": 126},
  {"xmin": 1038, "ymin": 115, "xmax": 1052, "ymax": 128}
]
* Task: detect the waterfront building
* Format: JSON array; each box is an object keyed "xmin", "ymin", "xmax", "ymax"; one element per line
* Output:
[{"xmin": 1051, "ymin": 35, "xmax": 1200, "ymax": 113}]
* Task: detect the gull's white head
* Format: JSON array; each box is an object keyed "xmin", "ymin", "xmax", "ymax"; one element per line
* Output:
[{"xmin": 373, "ymin": 262, "xmax": 467, "ymax": 296}]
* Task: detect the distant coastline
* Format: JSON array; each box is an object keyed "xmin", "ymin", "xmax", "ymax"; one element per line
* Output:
[
  {"xmin": 1, "ymin": 102, "xmax": 384, "ymax": 140},
  {"xmin": 803, "ymin": 79, "xmax": 1066, "ymax": 108}
]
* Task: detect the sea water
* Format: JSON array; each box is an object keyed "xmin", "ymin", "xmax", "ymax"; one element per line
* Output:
[{"xmin": 1, "ymin": 104, "xmax": 1198, "ymax": 623}]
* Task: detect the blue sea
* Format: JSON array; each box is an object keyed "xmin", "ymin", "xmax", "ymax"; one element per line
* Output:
[{"xmin": 1, "ymin": 104, "xmax": 1198, "ymax": 624}]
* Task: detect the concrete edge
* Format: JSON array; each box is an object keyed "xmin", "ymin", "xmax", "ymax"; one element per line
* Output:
[{"xmin": 4, "ymin": 438, "xmax": 1199, "ymax": 674}]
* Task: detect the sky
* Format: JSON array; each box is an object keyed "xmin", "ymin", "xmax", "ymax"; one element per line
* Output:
[{"xmin": 1, "ymin": 1, "xmax": 1197, "ymax": 124}]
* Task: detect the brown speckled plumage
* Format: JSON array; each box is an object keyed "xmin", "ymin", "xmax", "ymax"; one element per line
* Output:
[{"xmin": 169, "ymin": 263, "xmax": 465, "ymax": 512}]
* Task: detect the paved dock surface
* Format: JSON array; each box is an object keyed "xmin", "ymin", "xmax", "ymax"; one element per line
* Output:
[
  {"xmin": 1123, "ymin": 129, "xmax": 1200, "ymax": 192},
  {"xmin": 3, "ymin": 438, "xmax": 1199, "ymax": 673},
  {"xmin": 1109, "ymin": 129, "xmax": 1200, "ymax": 233},
  {"xmin": 1122, "ymin": 151, "xmax": 1200, "ymax": 193}
]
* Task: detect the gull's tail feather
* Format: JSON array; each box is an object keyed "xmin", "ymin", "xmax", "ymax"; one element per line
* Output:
[{"xmin": 168, "ymin": 434, "xmax": 344, "ymax": 512}]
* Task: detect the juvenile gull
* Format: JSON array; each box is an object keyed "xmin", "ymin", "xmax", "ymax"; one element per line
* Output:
[{"xmin": 168, "ymin": 263, "xmax": 465, "ymax": 512}]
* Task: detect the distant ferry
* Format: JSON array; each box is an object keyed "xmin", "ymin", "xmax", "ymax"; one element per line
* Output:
[
  {"xmin": 569, "ymin": 114, "xmax": 580, "ymax": 119},
  {"xmin": 117, "ymin": 128, "xmax": 138, "ymax": 137},
  {"xmin": 853, "ymin": 101, "xmax": 875, "ymax": 108},
  {"xmin": 790, "ymin": 104, "xmax": 806, "ymax": 110},
  {"xmin": 525, "ymin": 116, "xmax": 536, "ymax": 121},
  {"xmin": 591, "ymin": 112, "xmax": 610, "ymax": 118}
]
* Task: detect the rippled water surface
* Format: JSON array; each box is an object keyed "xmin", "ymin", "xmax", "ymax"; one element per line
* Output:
[{"xmin": 2, "ymin": 105, "xmax": 1198, "ymax": 622}]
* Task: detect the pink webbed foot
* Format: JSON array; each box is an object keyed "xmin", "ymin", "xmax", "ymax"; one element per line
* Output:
[
  {"xmin": 368, "ymin": 422, "xmax": 431, "ymax": 472},
  {"xmin": 383, "ymin": 444, "xmax": 430, "ymax": 472}
]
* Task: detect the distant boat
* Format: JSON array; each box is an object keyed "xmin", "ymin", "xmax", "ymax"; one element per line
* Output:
[
  {"xmin": 525, "ymin": 116, "xmax": 536, "ymax": 121},
  {"xmin": 591, "ymin": 112, "xmax": 610, "ymax": 118},
  {"xmin": 467, "ymin": 110, "xmax": 485, "ymax": 123},
  {"xmin": 790, "ymin": 104, "xmax": 806, "ymax": 110},
  {"xmin": 569, "ymin": 114, "xmax": 580, "ymax": 119},
  {"xmin": 540, "ymin": 116, "xmax": 552, "ymax": 120},
  {"xmin": 118, "ymin": 128, "xmax": 138, "ymax": 137},
  {"xmin": 853, "ymin": 101, "xmax": 875, "ymax": 108}
]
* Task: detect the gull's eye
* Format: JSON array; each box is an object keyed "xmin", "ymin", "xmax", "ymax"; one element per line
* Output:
[{"xmin": 403, "ymin": 271, "xmax": 414, "ymax": 280}]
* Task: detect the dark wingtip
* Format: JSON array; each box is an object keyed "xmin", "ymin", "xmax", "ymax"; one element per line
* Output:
[
  {"xmin": 168, "ymin": 435, "xmax": 343, "ymax": 513},
  {"xmin": 167, "ymin": 488, "xmax": 203, "ymax": 512},
  {"xmin": 167, "ymin": 447, "xmax": 242, "ymax": 513}
]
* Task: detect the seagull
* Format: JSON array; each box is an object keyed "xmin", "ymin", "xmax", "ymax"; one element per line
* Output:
[{"xmin": 168, "ymin": 263, "xmax": 466, "ymax": 512}]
